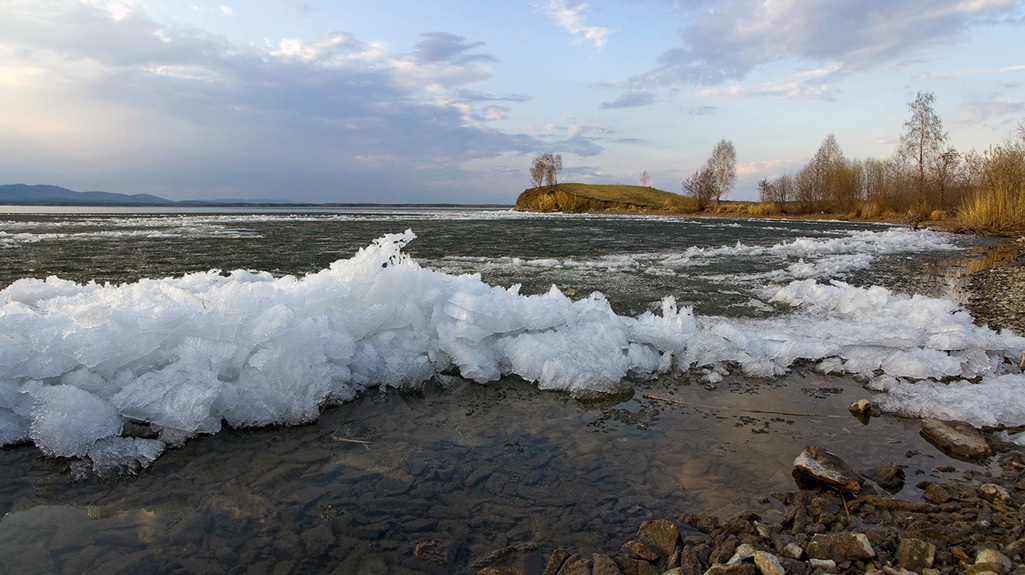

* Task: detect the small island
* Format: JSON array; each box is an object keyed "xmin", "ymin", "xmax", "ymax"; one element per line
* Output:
[{"xmin": 515, "ymin": 183, "xmax": 692, "ymax": 214}]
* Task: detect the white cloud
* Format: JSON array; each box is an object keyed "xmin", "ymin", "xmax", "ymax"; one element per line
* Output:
[
  {"xmin": 539, "ymin": 0, "xmax": 611, "ymax": 49},
  {"xmin": 623, "ymin": 0, "xmax": 1021, "ymax": 97},
  {"xmin": 918, "ymin": 64, "xmax": 1025, "ymax": 79},
  {"xmin": 954, "ymin": 96, "xmax": 1025, "ymax": 126},
  {"xmin": 0, "ymin": 1, "xmax": 549, "ymax": 201}
]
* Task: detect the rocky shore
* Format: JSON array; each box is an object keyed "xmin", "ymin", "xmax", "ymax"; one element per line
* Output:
[
  {"xmin": 455, "ymin": 239, "xmax": 1025, "ymax": 575},
  {"xmin": 461, "ymin": 439, "xmax": 1025, "ymax": 575}
]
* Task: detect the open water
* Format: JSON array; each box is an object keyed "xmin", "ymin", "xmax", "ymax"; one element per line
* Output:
[{"xmin": 0, "ymin": 208, "xmax": 1007, "ymax": 574}]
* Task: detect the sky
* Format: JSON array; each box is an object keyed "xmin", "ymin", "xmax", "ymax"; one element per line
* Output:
[{"xmin": 1, "ymin": 1, "xmax": 1024, "ymax": 204}]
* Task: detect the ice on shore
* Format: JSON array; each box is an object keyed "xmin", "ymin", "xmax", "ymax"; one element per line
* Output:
[{"xmin": 1, "ymin": 230, "xmax": 1022, "ymax": 472}]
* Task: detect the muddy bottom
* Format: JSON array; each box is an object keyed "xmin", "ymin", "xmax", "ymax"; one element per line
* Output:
[{"xmin": 0, "ymin": 372, "xmax": 991, "ymax": 574}]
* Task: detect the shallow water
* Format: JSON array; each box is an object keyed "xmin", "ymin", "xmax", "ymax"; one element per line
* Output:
[
  {"xmin": 0, "ymin": 209, "xmax": 1006, "ymax": 573},
  {"xmin": 0, "ymin": 372, "xmax": 990, "ymax": 574}
]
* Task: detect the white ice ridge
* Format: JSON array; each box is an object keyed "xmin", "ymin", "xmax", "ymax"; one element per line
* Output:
[{"xmin": 0, "ymin": 230, "xmax": 1022, "ymax": 473}]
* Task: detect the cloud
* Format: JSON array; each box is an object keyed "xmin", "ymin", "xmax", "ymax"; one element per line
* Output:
[
  {"xmin": 688, "ymin": 106, "xmax": 718, "ymax": 115},
  {"xmin": 954, "ymin": 96, "xmax": 1025, "ymax": 126},
  {"xmin": 696, "ymin": 75, "xmax": 837, "ymax": 101},
  {"xmin": 455, "ymin": 89, "xmax": 531, "ymax": 102},
  {"xmin": 0, "ymin": 1, "xmax": 543, "ymax": 201},
  {"xmin": 918, "ymin": 64, "xmax": 1025, "ymax": 79},
  {"xmin": 538, "ymin": 0, "xmax": 612, "ymax": 48},
  {"xmin": 622, "ymin": 0, "xmax": 1020, "ymax": 97},
  {"xmin": 599, "ymin": 92, "xmax": 656, "ymax": 109}
]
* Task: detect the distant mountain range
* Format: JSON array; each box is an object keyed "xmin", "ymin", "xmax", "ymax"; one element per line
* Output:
[
  {"xmin": 0, "ymin": 184, "xmax": 513, "ymax": 208},
  {"xmin": 0, "ymin": 184, "xmax": 308, "ymax": 206}
]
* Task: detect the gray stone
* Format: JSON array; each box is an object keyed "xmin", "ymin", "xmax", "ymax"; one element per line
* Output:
[
  {"xmin": 807, "ymin": 558, "xmax": 835, "ymax": 570},
  {"xmin": 556, "ymin": 554, "xmax": 592, "ymax": 575},
  {"xmin": 752, "ymin": 551, "xmax": 785, "ymax": 575},
  {"xmin": 727, "ymin": 543, "xmax": 756, "ymax": 565},
  {"xmin": 637, "ymin": 519, "xmax": 680, "ymax": 556},
  {"xmin": 792, "ymin": 445, "xmax": 864, "ymax": 494},
  {"xmin": 861, "ymin": 463, "xmax": 905, "ymax": 492},
  {"xmin": 614, "ymin": 556, "xmax": 658, "ymax": 575},
  {"xmin": 703, "ymin": 564, "xmax": 758, "ymax": 575},
  {"xmin": 780, "ymin": 542, "xmax": 803, "ymax": 560},
  {"xmin": 922, "ymin": 483, "xmax": 954, "ymax": 504},
  {"xmin": 592, "ymin": 553, "xmax": 621, "ymax": 575},
  {"xmin": 805, "ymin": 532, "xmax": 875, "ymax": 561},
  {"xmin": 621, "ymin": 540, "xmax": 659, "ymax": 561},
  {"xmin": 896, "ymin": 537, "xmax": 936, "ymax": 571},
  {"xmin": 975, "ymin": 548, "xmax": 1012, "ymax": 575},
  {"xmin": 980, "ymin": 483, "xmax": 1010, "ymax": 503},
  {"xmin": 543, "ymin": 549, "xmax": 571, "ymax": 575},
  {"xmin": 919, "ymin": 418, "xmax": 992, "ymax": 458}
]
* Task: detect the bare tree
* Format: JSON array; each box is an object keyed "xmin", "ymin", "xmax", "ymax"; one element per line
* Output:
[
  {"xmin": 530, "ymin": 152, "xmax": 563, "ymax": 187},
  {"xmin": 530, "ymin": 155, "xmax": 546, "ymax": 188},
  {"xmin": 639, "ymin": 170, "xmax": 651, "ymax": 187},
  {"xmin": 708, "ymin": 140, "xmax": 737, "ymax": 207},
  {"xmin": 899, "ymin": 91, "xmax": 948, "ymax": 207},
  {"xmin": 546, "ymin": 153, "xmax": 563, "ymax": 186},
  {"xmin": 682, "ymin": 166, "xmax": 715, "ymax": 211},
  {"xmin": 758, "ymin": 174, "xmax": 793, "ymax": 210}
]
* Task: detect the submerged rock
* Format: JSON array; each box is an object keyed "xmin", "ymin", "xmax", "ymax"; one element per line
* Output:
[
  {"xmin": 919, "ymin": 418, "xmax": 992, "ymax": 459},
  {"xmin": 792, "ymin": 445, "xmax": 864, "ymax": 493},
  {"xmin": 861, "ymin": 462, "xmax": 906, "ymax": 492}
]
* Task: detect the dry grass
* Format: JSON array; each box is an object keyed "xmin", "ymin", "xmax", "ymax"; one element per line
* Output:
[
  {"xmin": 959, "ymin": 180, "xmax": 1025, "ymax": 235},
  {"xmin": 745, "ymin": 202, "xmax": 782, "ymax": 216}
]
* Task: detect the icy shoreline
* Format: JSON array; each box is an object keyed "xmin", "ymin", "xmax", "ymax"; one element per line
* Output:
[{"xmin": 1, "ymin": 229, "xmax": 1023, "ymax": 474}]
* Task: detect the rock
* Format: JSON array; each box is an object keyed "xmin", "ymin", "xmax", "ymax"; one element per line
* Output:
[
  {"xmin": 1004, "ymin": 537, "xmax": 1025, "ymax": 559},
  {"xmin": 861, "ymin": 463, "xmax": 905, "ymax": 492},
  {"xmin": 975, "ymin": 548, "xmax": 1012, "ymax": 575},
  {"xmin": 919, "ymin": 418, "xmax": 992, "ymax": 458},
  {"xmin": 637, "ymin": 519, "xmax": 680, "ymax": 556},
  {"xmin": 678, "ymin": 513, "xmax": 719, "ymax": 535},
  {"xmin": 849, "ymin": 399, "xmax": 872, "ymax": 419},
  {"xmin": 980, "ymin": 483, "xmax": 1011, "ymax": 503},
  {"xmin": 471, "ymin": 543, "xmax": 542, "ymax": 574},
  {"xmin": 780, "ymin": 542, "xmax": 803, "ymax": 560},
  {"xmin": 413, "ymin": 539, "xmax": 458, "ymax": 564},
  {"xmin": 896, "ymin": 537, "xmax": 936, "ymax": 571},
  {"xmin": 543, "ymin": 549, "xmax": 571, "ymax": 575},
  {"xmin": 805, "ymin": 532, "xmax": 875, "ymax": 561},
  {"xmin": 727, "ymin": 543, "xmax": 756, "ymax": 564},
  {"xmin": 807, "ymin": 558, "xmax": 835, "ymax": 570},
  {"xmin": 621, "ymin": 540, "xmax": 659, "ymax": 561},
  {"xmin": 592, "ymin": 553, "xmax": 620, "ymax": 575},
  {"xmin": 921, "ymin": 483, "xmax": 954, "ymax": 504},
  {"xmin": 752, "ymin": 551, "xmax": 785, "ymax": 575},
  {"xmin": 703, "ymin": 564, "xmax": 758, "ymax": 575},
  {"xmin": 613, "ymin": 556, "xmax": 658, "ymax": 575},
  {"xmin": 556, "ymin": 554, "xmax": 592, "ymax": 575},
  {"xmin": 792, "ymin": 445, "xmax": 864, "ymax": 494}
]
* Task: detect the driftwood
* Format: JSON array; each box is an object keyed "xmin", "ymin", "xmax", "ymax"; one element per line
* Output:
[{"xmin": 330, "ymin": 435, "xmax": 372, "ymax": 448}]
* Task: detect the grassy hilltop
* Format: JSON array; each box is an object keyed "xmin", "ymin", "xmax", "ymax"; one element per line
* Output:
[{"xmin": 515, "ymin": 183, "xmax": 694, "ymax": 213}]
